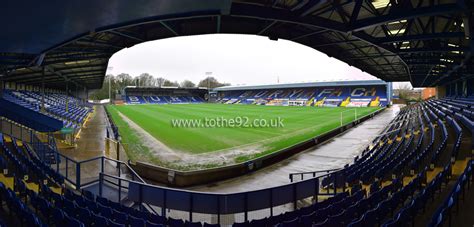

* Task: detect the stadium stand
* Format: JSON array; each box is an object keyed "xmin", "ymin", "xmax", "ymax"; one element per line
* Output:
[
  {"xmin": 123, "ymin": 87, "xmax": 206, "ymax": 105},
  {"xmin": 214, "ymin": 81, "xmax": 392, "ymax": 107},
  {"xmin": 2, "ymin": 90, "xmax": 92, "ymax": 130},
  {"xmin": 126, "ymin": 95, "xmax": 205, "ymax": 104}
]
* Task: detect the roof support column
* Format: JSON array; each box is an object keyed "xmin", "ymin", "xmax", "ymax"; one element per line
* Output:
[
  {"xmin": 66, "ymin": 81, "xmax": 69, "ymax": 113},
  {"xmin": 41, "ymin": 67, "xmax": 46, "ymax": 113},
  {"xmin": 84, "ymin": 87, "xmax": 88, "ymax": 105},
  {"xmin": 75, "ymin": 85, "xmax": 78, "ymax": 108},
  {"xmin": 0, "ymin": 73, "xmax": 4, "ymax": 99}
]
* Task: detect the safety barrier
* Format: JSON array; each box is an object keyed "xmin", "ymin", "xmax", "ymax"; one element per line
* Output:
[{"xmin": 98, "ymin": 168, "xmax": 338, "ymax": 225}]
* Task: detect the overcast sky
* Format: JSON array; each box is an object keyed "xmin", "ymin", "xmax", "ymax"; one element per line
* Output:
[{"xmin": 107, "ymin": 34, "xmax": 411, "ymax": 89}]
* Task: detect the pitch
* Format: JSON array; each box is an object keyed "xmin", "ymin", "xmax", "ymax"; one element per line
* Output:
[{"xmin": 107, "ymin": 104, "xmax": 380, "ymax": 168}]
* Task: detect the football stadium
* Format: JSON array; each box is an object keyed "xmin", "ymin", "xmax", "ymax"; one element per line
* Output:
[{"xmin": 0, "ymin": 1, "xmax": 473, "ymax": 227}]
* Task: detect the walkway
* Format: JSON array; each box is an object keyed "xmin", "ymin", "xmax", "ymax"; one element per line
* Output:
[
  {"xmin": 59, "ymin": 105, "xmax": 106, "ymax": 158},
  {"xmin": 57, "ymin": 105, "xmax": 124, "ymax": 188}
]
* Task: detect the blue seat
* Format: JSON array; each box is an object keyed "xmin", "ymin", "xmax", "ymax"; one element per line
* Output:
[
  {"xmin": 66, "ymin": 215, "xmax": 85, "ymax": 227},
  {"xmin": 203, "ymin": 223, "xmax": 220, "ymax": 227},
  {"xmin": 146, "ymin": 221, "xmax": 165, "ymax": 227},
  {"xmin": 315, "ymin": 206, "xmax": 330, "ymax": 221},
  {"xmin": 63, "ymin": 197, "xmax": 76, "ymax": 210},
  {"xmin": 77, "ymin": 207, "xmax": 92, "ymax": 226},
  {"xmin": 326, "ymin": 210, "xmax": 345, "ymax": 227},
  {"xmin": 299, "ymin": 204, "xmax": 316, "ymax": 216},
  {"xmin": 112, "ymin": 209, "xmax": 128, "ymax": 224},
  {"xmin": 129, "ymin": 215, "xmax": 146, "ymax": 227},
  {"xmin": 361, "ymin": 208, "xmax": 378, "ymax": 227},
  {"xmin": 108, "ymin": 220, "xmax": 126, "ymax": 227},
  {"xmin": 147, "ymin": 213, "xmax": 167, "ymax": 224},
  {"xmin": 281, "ymin": 217, "xmax": 299, "ymax": 227},
  {"xmin": 268, "ymin": 213, "xmax": 283, "ymax": 226},
  {"xmin": 96, "ymin": 196, "xmax": 110, "ymax": 206},
  {"xmin": 312, "ymin": 218, "xmax": 328, "ymax": 227},
  {"xmin": 91, "ymin": 213, "xmax": 108, "ymax": 226},
  {"xmin": 74, "ymin": 197, "xmax": 87, "ymax": 208},
  {"xmin": 299, "ymin": 211, "xmax": 315, "ymax": 226},
  {"xmin": 168, "ymin": 217, "xmax": 185, "ymax": 227},
  {"xmin": 347, "ymin": 216, "xmax": 364, "ymax": 227},
  {"xmin": 185, "ymin": 221, "xmax": 203, "ymax": 227},
  {"xmin": 38, "ymin": 197, "xmax": 51, "ymax": 223},
  {"xmin": 84, "ymin": 197, "xmax": 99, "ymax": 212},
  {"xmin": 232, "ymin": 221, "xmax": 250, "ymax": 227},
  {"xmin": 249, "ymin": 217, "xmax": 267, "ymax": 227},
  {"xmin": 98, "ymin": 203, "xmax": 113, "ymax": 218},
  {"xmin": 52, "ymin": 207, "xmax": 66, "ymax": 226}
]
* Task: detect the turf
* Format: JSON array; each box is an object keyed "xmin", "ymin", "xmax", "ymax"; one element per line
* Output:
[{"xmin": 107, "ymin": 104, "xmax": 380, "ymax": 163}]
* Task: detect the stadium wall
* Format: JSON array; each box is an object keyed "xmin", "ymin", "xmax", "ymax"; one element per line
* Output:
[{"xmin": 130, "ymin": 107, "xmax": 386, "ymax": 187}]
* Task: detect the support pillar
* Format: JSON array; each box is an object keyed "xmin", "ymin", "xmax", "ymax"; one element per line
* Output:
[
  {"xmin": 116, "ymin": 140, "xmax": 120, "ymax": 161},
  {"xmin": 41, "ymin": 68, "xmax": 45, "ymax": 113},
  {"xmin": 66, "ymin": 81, "xmax": 69, "ymax": 113},
  {"xmin": 0, "ymin": 73, "xmax": 4, "ymax": 99},
  {"xmin": 84, "ymin": 87, "xmax": 87, "ymax": 105},
  {"xmin": 75, "ymin": 85, "xmax": 78, "ymax": 97}
]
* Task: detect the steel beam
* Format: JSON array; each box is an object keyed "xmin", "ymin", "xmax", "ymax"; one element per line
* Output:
[
  {"xmin": 376, "ymin": 32, "xmax": 466, "ymax": 44},
  {"xmin": 109, "ymin": 30, "xmax": 144, "ymax": 42},
  {"xmin": 160, "ymin": 21, "xmax": 179, "ymax": 36},
  {"xmin": 349, "ymin": 4, "xmax": 465, "ymax": 32}
]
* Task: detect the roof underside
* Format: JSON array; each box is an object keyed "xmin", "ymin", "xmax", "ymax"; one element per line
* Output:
[{"xmin": 1, "ymin": 0, "xmax": 473, "ymax": 90}]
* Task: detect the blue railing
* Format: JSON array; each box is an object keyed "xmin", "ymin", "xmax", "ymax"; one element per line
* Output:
[
  {"xmin": 49, "ymin": 153, "xmax": 143, "ymax": 190},
  {"xmin": 99, "ymin": 170, "xmax": 328, "ymax": 224}
]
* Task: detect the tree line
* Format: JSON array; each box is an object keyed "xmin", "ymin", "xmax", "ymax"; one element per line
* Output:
[{"xmin": 89, "ymin": 73, "xmax": 230, "ymax": 100}]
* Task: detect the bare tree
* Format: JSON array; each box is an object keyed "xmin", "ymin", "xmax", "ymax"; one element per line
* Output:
[
  {"xmin": 397, "ymin": 83, "xmax": 412, "ymax": 100},
  {"xmin": 138, "ymin": 73, "xmax": 155, "ymax": 87},
  {"xmin": 163, "ymin": 80, "xmax": 179, "ymax": 87},
  {"xmin": 180, "ymin": 80, "xmax": 196, "ymax": 88},
  {"xmin": 156, "ymin": 77, "xmax": 166, "ymax": 87},
  {"xmin": 198, "ymin": 77, "xmax": 230, "ymax": 88}
]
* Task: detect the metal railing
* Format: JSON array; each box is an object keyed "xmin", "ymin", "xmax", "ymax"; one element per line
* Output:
[
  {"xmin": 289, "ymin": 168, "xmax": 341, "ymax": 182},
  {"xmin": 0, "ymin": 117, "xmax": 34, "ymax": 143},
  {"xmin": 96, "ymin": 167, "xmax": 344, "ymax": 225},
  {"xmin": 100, "ymin": 173, "xmax": 312, "ymax": 224},
  {"xmin": 289, "ymin": 168, "xmax": 345, "ymax": 195},
  {"xmin": 50, "ymin": 153, "xmax": 144, "ymax": 190}
]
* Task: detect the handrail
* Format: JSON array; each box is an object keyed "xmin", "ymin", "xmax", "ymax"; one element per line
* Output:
[{"xmin": 288, "ymin": 168, "xmax": 341, "ymax": 182}]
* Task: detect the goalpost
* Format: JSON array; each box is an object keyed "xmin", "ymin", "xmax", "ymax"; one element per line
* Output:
[{"xmin": 340, "ymin": 108, "xmax": 358, "ymax": 126}]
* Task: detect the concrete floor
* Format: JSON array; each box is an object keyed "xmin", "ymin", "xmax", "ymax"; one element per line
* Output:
[
  {"xmin": 188, "ymin": 106, "xmax": 400, "ymax": 193},
  {"xmin": 60, "ymin": 105, "xmax": 106, "ymax": 158},
  {"xmin": 57, "ymin": 105, "xmax": 124, "ymax": 187}
]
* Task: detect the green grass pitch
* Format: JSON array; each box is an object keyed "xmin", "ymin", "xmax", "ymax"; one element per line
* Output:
[{"xmin": 106, "ymin": 104, "xmax": 380, "ymax": 166}]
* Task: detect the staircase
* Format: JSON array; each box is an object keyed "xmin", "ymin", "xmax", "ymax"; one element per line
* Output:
[
  {"xmin": 306, "ymin": 97, "xmax": 315, "ymax": 106},
  {"xmin": 32, "ymin": 134, "xmax": 59, "ymax": 165},
  {"xmin": 340, "ymin": 97, "xmax": 351, "ymax": 107},
  {"xmin": 315, "ymin": 97, "xmax": 326, "ymax": 107},
  {"xmin": 370, "ymin": 96, "xmax": 380, "ymax": 107}
]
